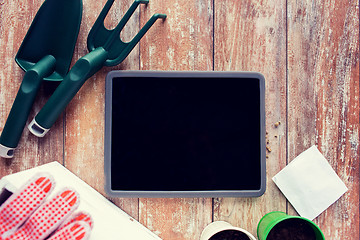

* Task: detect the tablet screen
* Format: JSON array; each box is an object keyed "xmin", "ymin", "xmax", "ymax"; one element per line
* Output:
[{"xmin": 108, "ymin": 73, "xmax": 264, "ymax": 194}]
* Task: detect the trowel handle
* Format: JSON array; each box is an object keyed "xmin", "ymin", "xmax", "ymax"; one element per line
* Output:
[
  {"xmin": 28, "ymin": 47, "xmax": 108, "ymax": 138},
  {"xmin": 0, "ymin": 55, "xmax": 56, "ymax": 158}
]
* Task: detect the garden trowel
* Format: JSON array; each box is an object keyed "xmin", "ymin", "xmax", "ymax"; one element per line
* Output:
[{"xmin": 0, "ymin": 0, "xmax": 82, "ymax": 158}]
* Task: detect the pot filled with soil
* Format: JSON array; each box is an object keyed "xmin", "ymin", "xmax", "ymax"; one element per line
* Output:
[
  {"xmin": 200, "ymin": 221, "xmax": 256, "ymax": 240},
  {"xmin": 257, "ymin": 211, "xmax": 325, "ymax": 240}
]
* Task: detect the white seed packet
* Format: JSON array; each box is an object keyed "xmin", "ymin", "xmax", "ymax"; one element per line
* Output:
[{"xmin": 272, "ymin": 145, "xmax": 348, "ymax": 220}]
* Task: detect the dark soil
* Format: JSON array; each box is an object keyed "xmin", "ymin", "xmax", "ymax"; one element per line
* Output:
[
  {"xmin": 266, "ymin": 218, "xmax": 317, "ymax": 240},
  {"xmin": 209, "ymin": 230, "xmax": 250, "ymax": 240}
]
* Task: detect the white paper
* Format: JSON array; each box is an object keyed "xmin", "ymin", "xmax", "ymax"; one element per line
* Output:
[
  {"xmin": 0, "ymin": 162, "xmax": 161, "ymax": 240},
  {"xmin": 272, "ymin": 145, "xmax": 348, "ymax": 220}
]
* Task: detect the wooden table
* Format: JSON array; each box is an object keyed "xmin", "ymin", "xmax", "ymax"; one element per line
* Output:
[{"xmin": 0, "ymin": 0, "xmax": 359, "ymax": 239}]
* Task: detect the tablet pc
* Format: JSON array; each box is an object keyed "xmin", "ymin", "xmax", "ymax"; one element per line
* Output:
[{"xmin": 105, "ymin": 71, "xmax": 266, "ymax": 197}]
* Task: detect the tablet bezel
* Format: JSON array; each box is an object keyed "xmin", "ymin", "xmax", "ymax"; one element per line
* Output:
[{"xmin": 105, "ymin": 71, "xmax": 266, "ymax": 197}]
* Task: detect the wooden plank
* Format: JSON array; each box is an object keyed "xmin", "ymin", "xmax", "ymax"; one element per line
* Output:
[
  {"xmin": 139, "ymin": 0, "xmax": 213, "ymax": 71},
  {"xmin": 213, "ymin": 0, "xmax": 287, "ymax": 237},
  {"xmin": 63, "ymin": 0, "xmax": 140, "ymax": 219},
  {"xmin": 287, "ymin": 0, "xmax": 359, "ymax": 239},
  {"xmin": 0, "ymin": 1, "xmax": 63, "ymax": 178},
  {"xmin": 140, "ymin": 198, "xmax": 212, "ymax": 239},
  {"xmin": 138, "ymin": 0, "xmax": 213, "ymax": 239}
]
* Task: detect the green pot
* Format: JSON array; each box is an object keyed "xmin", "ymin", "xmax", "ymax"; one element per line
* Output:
[{"xmin": 257, "ymin": 211, "xmax": 325, "ymax": 240}]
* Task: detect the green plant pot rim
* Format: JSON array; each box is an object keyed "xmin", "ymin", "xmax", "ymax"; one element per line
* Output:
[{"xmin": 257, "ymin": 211, "xmax": 325, "ymax": 240}]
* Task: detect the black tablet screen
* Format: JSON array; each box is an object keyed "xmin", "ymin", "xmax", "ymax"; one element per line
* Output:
[{"xmin": 110, "ymin": 77, "xmax": 261, "ymax": 191}]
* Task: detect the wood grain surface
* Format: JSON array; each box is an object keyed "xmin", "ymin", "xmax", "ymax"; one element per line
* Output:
[
  {"xmin": 213, "ymin": 0, "xmax": 288, "ymax": 236},
  {"xmin": 287, "ymin": 0, "xmax": 359, "ymax": 239},
  {"xmin": 0, "ymin": 0, "xmax": 359, "ymax": 239}
]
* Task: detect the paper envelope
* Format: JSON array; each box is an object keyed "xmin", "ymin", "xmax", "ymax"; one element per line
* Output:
[{"xmin": 272, "ymin": 145, "xmax": 348, "ymax": 220}]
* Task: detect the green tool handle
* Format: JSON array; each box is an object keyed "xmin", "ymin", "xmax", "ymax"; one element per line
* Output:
[
  {"xmin": 29, "ymin": 47, "xmax": 108, "ymax": 137},
  {"xmin": 0, "ymin": 55, "xmax": 56, "ymax": 158}
]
